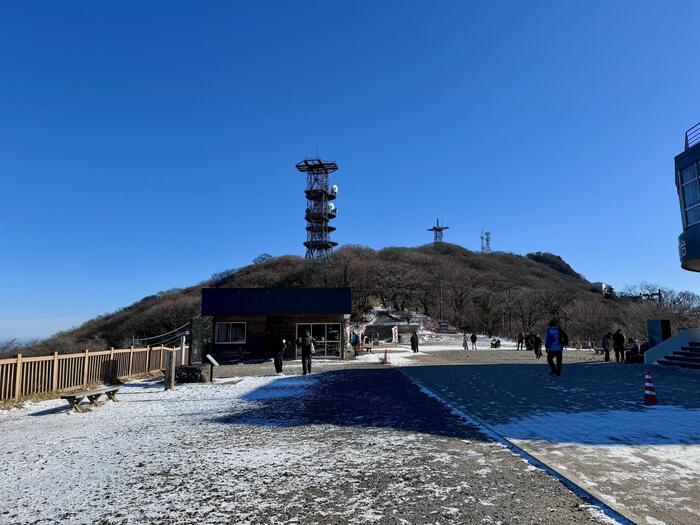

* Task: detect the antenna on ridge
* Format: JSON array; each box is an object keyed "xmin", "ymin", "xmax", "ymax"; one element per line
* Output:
[
  {"xmin": 480, "ymin": 229, "xmax": 492, "ymax": 253},
  {"xmin": 427, "ymin": 218, "xmax": 449, "ymax": 243}
]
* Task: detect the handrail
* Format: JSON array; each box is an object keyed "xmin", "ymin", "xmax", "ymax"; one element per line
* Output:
[
  {"xmin": 685, "ymin": 122, "xmax": 700, "ymax": 150},
  {"xmin": 0, "ymin": 345, "xmax": 188, "ymax": 401}
]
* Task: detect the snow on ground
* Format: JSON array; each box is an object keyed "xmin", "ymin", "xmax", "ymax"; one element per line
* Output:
[
  {"xmin": 1, "ymin": 368, "xmax": 615, "ymax": 524},
  {"xmin": 417, "ymin": 333, "xmax": 519, "ymax": 352},
  {"xmin": 492, "ymin": 406, "xmax": 700, "ymax": 524},
  {"xmin": 404, "ymin": 362, "xmax": 700, "ymax": 525},
  {"xmin": 354, "ymin": 348, "xmax": 416, "ymax": 365}
]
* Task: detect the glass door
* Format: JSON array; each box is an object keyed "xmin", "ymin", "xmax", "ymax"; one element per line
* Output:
[{"xmin": 295, "ymin": 323, "xmax": 342, "ymax": 358}]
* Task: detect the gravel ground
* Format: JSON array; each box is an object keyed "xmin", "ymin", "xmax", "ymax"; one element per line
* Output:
[{"xmin": 0, "ymin": 366, "xmax": 613, "ymax": 525}]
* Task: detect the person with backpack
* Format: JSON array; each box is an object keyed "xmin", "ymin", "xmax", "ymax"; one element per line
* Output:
[
  {"xmin": 410, "ymin": 331, "xmax": 419, "ymax": 353},
  {"xmin": 612, "ymin": 328, "xmax": 626, "ymax": 363},
  {"xmin": 298, "ymin": 330, "xmax": 316, "ymax": 375},
  {"xmin": 351, "ymin": 331, "xmax": 360, "ymax": 356},
  {"xmin": 470, "ymin": 332, "xmax": 478, "ymax": 350},
  {"xmin": 545, "ymin": 320, "xmax": 568, "ymax": 376}
]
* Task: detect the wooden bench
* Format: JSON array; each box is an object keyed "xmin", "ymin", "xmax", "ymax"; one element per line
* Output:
[{"xmin": 61, "ymin": 386, "xmax": 120, "ymax": 413}]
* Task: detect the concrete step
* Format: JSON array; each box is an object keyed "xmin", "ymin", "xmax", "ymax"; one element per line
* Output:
[
  {"xmin": 667, "ymin": 354, "xmax": 700, "ymax": 363},
  {"xmin": 658, "ymin": 358, "xmax": 700, "ymax": 370},
  {"xmin": 679, "ymin": 346, "xmax": 700, "ymax": 353},
  {"xmin": 687, "ymin": 341, "xmax": 700, "ymax": 347}
]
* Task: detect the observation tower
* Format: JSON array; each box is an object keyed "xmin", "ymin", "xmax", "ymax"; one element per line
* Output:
[{"xmin": 296, "ymin": 158, "xmax": 339, "ymax": 259}]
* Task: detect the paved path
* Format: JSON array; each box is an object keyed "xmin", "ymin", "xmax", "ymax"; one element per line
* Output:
[{"xmin": 403, "ymin": 360, "xmax": 700, "ymax": 525}]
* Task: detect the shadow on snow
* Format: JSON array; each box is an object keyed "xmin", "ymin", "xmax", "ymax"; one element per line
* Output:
[{"xmin": 211, "ymin": 368, "xmax": 488, "ymax": 442}]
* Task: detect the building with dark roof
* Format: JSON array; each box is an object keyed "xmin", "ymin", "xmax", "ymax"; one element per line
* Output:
[
  {"xmin": 677, "ymin": 122, "xmax": 700, "ymax": 271},
  {"xmin": 201, "ymin": 288, "xmax": 352, "ymax": 362}
]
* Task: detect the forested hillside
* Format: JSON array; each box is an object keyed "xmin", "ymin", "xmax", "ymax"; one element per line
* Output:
[{"xmin": 10, "ymin": 243, "xmax": 700, "ymax": 356}]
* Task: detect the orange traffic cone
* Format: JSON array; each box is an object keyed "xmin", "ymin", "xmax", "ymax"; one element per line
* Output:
[{"xmin": 644, "ymin": 370, "xmax": 657, "ymax": 406}]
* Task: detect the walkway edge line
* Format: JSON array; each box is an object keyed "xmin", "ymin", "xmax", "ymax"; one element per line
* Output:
[{"xmin": 403, "ymin": 373, "xmax": 637, "ymax": 525}]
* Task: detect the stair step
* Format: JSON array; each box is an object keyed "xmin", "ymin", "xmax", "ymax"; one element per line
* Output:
[
  {"xmin": 667, "ymin": 354, "xmax": 700, "ymax": 363},
  {"xmin": 680, "ymin": 346, "xmax": 700, "ymax": 353},
  {"xmin": 672, "ymin": 350, "xmax": 700, "ymax": 358},
  {"xmin": 658, "ymin": 359, "xmax": 700, "ymax": 369},
  {"xmin": 687, "ymin": 341, "xmax": 700, "ymax": 347}
]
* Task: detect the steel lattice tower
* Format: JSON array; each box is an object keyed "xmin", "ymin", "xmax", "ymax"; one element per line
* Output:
[
  {"xmin": 427, "ymin": 218, "xmax": 449, "ymax": 243},
  {"xmin": 481, "ymin": 229, "xmax": 492, "ymax": 252},
  {"xmin": 296, "ymin": 158, "xmax": 339, "ymax": 259}
]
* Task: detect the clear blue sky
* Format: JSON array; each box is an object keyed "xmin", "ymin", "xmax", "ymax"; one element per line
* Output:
[{"xmin": 2, "ymin": 1, "xmax": 699, "ymax": 340}]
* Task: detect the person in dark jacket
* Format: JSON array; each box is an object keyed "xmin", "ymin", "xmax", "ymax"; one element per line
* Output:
[
  {"xmin": 533, "ymin": 333, "xmax": 543, "ymax": 359},
  {"xmin": 298, "ymin": 330, "xmax": 316, "ymax": 375},
  {"xmin": 470, "ymin": 332, "xmax": 478, "ymax": 350},
  {"xmin": 516, "ymin": 332, "xmax": 524, "ymax": 351},
  {"xmin": 602, "ymin": 332, "xmax": 612, "ymax": 362},
  {"xmin": 612, "ymin": 329, "xmax": 626, "ymax": 363},
  {"xmin": 545, "ymin": 320, "xmax": 564, "ymax": 376},
  {"xmin": 274, "ymin": 338, "xmax": 289, "ymax": 374},
  {"xmin": 410, "ymin": 331, "xmax": 419, "ymax": 353}
]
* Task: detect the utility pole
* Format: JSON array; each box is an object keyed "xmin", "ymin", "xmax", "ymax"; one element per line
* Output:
[{"xmin": 438, "ymin": 274, "xmax": 444, "ymax": 320}]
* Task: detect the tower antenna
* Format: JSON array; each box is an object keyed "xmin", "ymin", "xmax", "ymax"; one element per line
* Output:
[
  {"xmin": 427, "ymin": 218, "xmax": 449, "ymax": 243},
  {"xmin": 480, "ymin": 229, "xmax": 492, "ymax": 253},
  {"xmin": 295, "ymin": 157, "xmax": 339, "ymax": 259}
]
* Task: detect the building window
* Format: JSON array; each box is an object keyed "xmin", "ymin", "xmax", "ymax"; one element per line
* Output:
[
  {"xmin": 295, "ymin": 323, "xmax": 342, "ymax": 357},
  {"xmin": 215, "ymin": 322, "xmax": 246, "ymax": 344},
  {"xmin": 681, "ymin": 162, "xmax": 700, "ymax": 227}
]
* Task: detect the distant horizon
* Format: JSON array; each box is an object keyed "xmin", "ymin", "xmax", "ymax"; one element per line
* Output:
[{"xmin": 0, "ymin": 240, "xmax": 692, "ymax": 342}]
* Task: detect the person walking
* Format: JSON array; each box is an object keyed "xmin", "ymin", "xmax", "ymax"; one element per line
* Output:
[
  {"xmin": 517, "ymin": 332, "xmax": 524, "ymax": 351},
  {"xmin": 612, "ymin": 328, "xmax": 626, "ymax": 363},
  {"xmin": 351, "ymin": 331, "xmax": 360, "ymax": 356},
  {"xmin": 463, "ymin": 332, "xmax": 469, "ymax": 351},
  {"xmin": 602, "ymin": 332, "xmax": 612, "ymax": 362},
  {"xmin": 298, "ymin": 330, "xmax": 316, "ymax": 375},
  {"xmin": 534, "ymin": 332, "xmax": 543, "ymax": 359},
  {"xmin": 273, "ymin": 338, "xmax": 289, "ymax": 374},
  {"xmin": 410, "ymin": 331, "xmax": 419, "ymax": 353},
  {"xmin": 470, "ymin": 332, "xmax": 478, "ymax": 350},
  {"xmin": 545, "ymin": 320, "xmax": 568, "ymax": 376}
]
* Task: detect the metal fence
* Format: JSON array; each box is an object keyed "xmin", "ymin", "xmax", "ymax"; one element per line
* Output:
[{"xmin": 0, "ymin": 346, "xmax": 189, "ymax": 401}]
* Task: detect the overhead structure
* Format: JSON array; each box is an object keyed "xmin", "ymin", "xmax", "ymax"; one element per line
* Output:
[
  {"xmin": 676, "ymin": 122, "xmax": 700, "ymax": 271},
  {"xmin": 296, "ymin": 158, "xmax": 339, "ymax": 259},
  {"xmin": 427, "ymin": 218, "xmax": 449, "ymax": 243},
  {"xmin": 480, "ymin": 230, "xmax": 492, "ymax": 253}
]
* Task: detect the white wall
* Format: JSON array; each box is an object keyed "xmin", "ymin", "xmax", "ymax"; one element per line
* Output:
[{"xmin": 644, "ymin": 328, "xmax": 700, "ymax": 364}]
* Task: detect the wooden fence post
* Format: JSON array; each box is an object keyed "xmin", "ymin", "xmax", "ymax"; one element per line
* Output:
[
  {"xmin": 128, "ymin": 347, "xmax": 133, "ymax": 377},
  {"xmin": 14, "ymin": 354, "xmax": 22, "ymax": 401},
  {"xmin": 165, "ymin": 349, "xmax": 176, "ymax": 391},
  {"xmin": 52, "ymin": 352, "xmax": 59, "ymax": 391},
  {"xmin": 159, "ymin": 345, "xmax": 163, "ymax": 370},
  {"xmin": 109, "ymin": 347, "xmax": 115, "ymax": 383},
  {"xmin": 83, "ymin": 349, "xmax": 89, "ymax": 387}
]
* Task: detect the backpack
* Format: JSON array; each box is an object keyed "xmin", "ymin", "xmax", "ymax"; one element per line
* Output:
[{"xmin": 559, "ymin": 329, "xmax": 569, "ymax": 347}]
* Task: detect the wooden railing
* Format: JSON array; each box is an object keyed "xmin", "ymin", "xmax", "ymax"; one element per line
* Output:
[{"xmin": 0, "ymin": 345, "xmax": 189, "ymax": 401}]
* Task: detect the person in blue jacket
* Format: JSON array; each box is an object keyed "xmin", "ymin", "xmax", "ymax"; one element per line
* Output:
[{"xmin": 545, "ymin": 320, "xmax": 568, "ymax": 376}]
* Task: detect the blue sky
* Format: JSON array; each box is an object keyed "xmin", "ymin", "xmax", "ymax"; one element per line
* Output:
[{"xmin": 1, "ymin": 1, "xmax": 699, "ymax": 340}]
